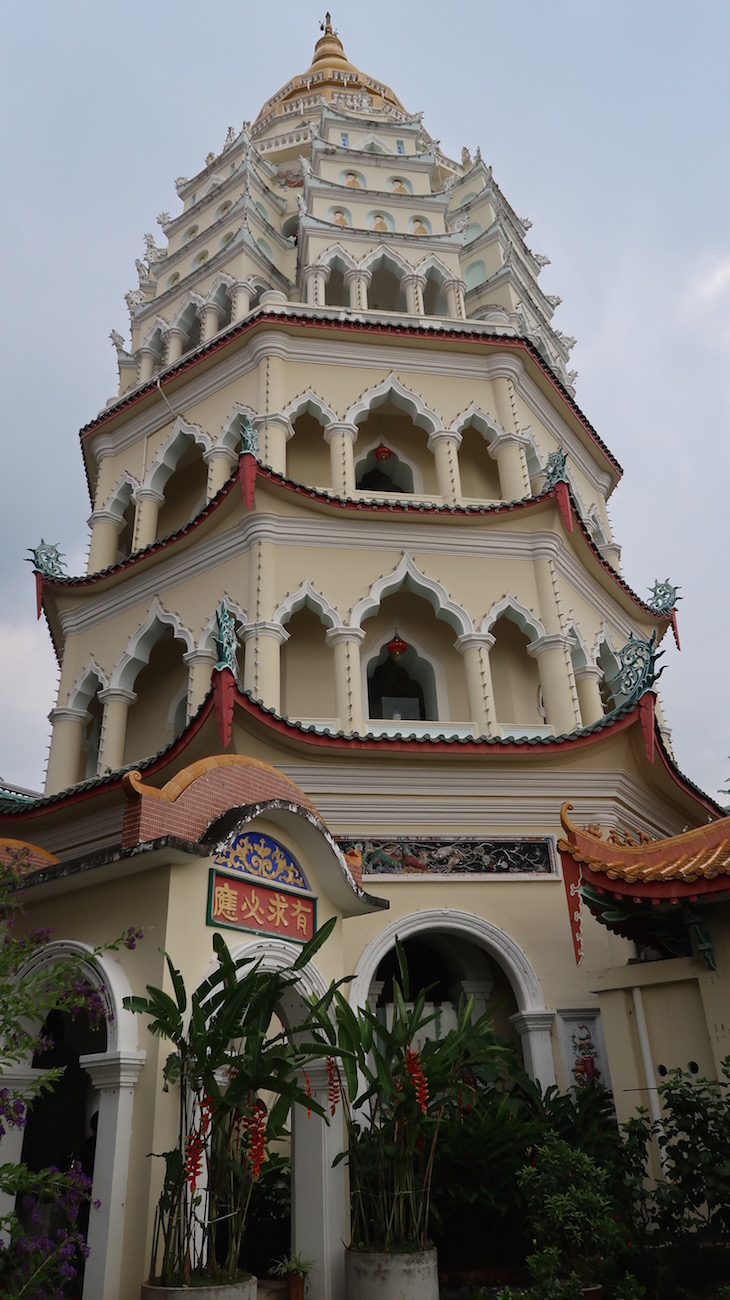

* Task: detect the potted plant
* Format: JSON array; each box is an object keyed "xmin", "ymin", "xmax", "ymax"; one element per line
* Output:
[
  {"xmin": 124, "ymin": 919, "xmax": 337, "ymax": 1298},
  {"xmin": 516, "ymin": 1134, "xmax": 626, "ymax": 1297},
  {"xmin": 331, "ymin": 942, "xmax": 514, "ymax": 1300},
  {"xmin": 270, "ymin": 1250, "xmax": 313, "ymax": 1299}
]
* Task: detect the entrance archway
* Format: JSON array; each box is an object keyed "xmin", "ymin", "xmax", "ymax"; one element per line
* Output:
[{"xmin": 350, "ymin": 911, "xmax": 556, "ymax": 1089}]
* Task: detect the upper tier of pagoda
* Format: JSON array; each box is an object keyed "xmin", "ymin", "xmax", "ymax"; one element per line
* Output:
[{"xmin": 253, "ymin": 13, "xmax": 407, "ymax": 129}]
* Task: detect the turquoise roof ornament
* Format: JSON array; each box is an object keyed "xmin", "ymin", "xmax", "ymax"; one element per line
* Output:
[
  {"xmin": 240, "ymin": 415, "xmax": 258, "ymax": 457},
  {"xmin": 215, "ymin": 599, "xmax": 239, "ymax": 674},
  {"xmin": 609, "ymin": 630, "xmax": 665, "ymax": 703},
  {"xmin": 543, "ymin": 446, "xmax": 569, "ymax": 491},
  {"xmin": 26, "ymin": 540, "xmax": 67, "ymax": 578},
  {"xmin": 647, "ymin": 579, "xmax": 681, "ymax": 616}
]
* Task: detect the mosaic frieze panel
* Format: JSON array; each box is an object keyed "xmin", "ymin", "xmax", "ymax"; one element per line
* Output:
[
  {"xmin": 213, "ymin": 832, "xmax": 309, "ymax": 890},
  {"xmin": 337, "ymin": 837, "xmax": 554, "ymax": 876}
]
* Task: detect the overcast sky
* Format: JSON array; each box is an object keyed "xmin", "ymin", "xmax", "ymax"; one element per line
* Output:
[{"xmin": 1, "ymin": 1, "xmax": 728, "ymax": 799}]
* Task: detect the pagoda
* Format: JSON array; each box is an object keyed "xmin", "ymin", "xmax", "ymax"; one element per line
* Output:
[{"xmin": 0, "ymin": 17, "xmax": 724, "ymax": 1299}]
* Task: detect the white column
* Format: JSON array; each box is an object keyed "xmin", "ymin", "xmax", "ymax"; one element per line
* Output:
[
  {"xmin": 527, "ymin": 634, "xmax": 577, "ymax": 736},
  {"xmin": 136, "ymin": 345, "xmax": 158, "ymax": 385},
  {"xmin": 402, "ymin": 273, "xmax": 425, "ymax": 316},
  {"xmin": 427, "ymin": 429, "xmax": 462, "ymax": 501},
  {"xmin": 197, "ymin": 301, "xmax": 221, "ymax": 343},
  {"xmin": 97, "ymin": 688, "xmax": 136, "ymax": 774},
  {"xmin": 45, "ymin": 706, "xmax": 89, "ymax": 794},
  {"xmin": 325, "ymin": 627, "xmax": 366, "ymax": 732},
  {"xmin": 254, "ymin": 413, "xmax": 291, "ymax": 476},
  {"xmin": 241, "ymin": 622, "xmax": 289, "ymax": 711},
  {"xmin": 80, "ymin": 1051, "xmax": 146, "ymax": 1300},
  {"xmin": 455, "ymin": 633, "xmax": 496, "ymax": 738},
  {"xmin": 204, "ymin": 445, "xmax": 238, "ymax": 499},
  {"xmin": 345, "ymin": 268, "xmax": 371, "ymax": 311},
  {"xmin": 0, "ymin": 1066, "xmax": 45, "ymax": 1237},
  {"xmin": 87, "ymin": 510, "xmax": 123, "ymax": 573},
  {"xmin": 132, "ymin": 486, "xmax": 164, "ymax": 550},
  {"xmin": 574, "ymin": 664, "xmax": 604, "ymax": 727},
  {"xmin": 184, "ymin": 649, "xmax": 219, "ymax": 718},
  {"xmin": 303, "ymin": 264, "xmax": 330, "ymax": 306},
  {"xmin": 509, "ymin": 1011, "xmax": 556, "ymax": 1090},
  {"xmin": 231, "ymin": 280, "xmax": 255, "ymax": 322},
  {"xmin": 165, "ymin": 326, "xmax": 187, "ymax": 365},
  {"xmin": 324, "ymin": 422, "xmax": 358, "ymax": 496},
  {"xmin": 487, "ymin": 430, "xmax": 531, "ymax": 501},
  {"xmin": 444, "ymin": 277, "xmax": 465, "ymax": 319},
  {"xmin": 292, "ymin": 1061, "xmax": 347, "ymax": 1300}
]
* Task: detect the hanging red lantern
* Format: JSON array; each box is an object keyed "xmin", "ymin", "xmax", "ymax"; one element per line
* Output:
[
  {"xmin": 375, "ymin": 442, "xmax": 392, "ymax": 461},
  {"xmin": 387, "ymin": 630, "xmax": 408, "ymax": 662}
]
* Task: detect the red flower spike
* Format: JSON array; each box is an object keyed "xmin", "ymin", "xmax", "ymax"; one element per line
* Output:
[
  {"xmin": 404, "ymin": 1045, "xmax": 428, "ymax": 1113},
  {"xmin": 327, "ymin": 1055, "xmax": 340, "ymax": 1116},
  {"xmin": 185, "ymin": 1132, "xmax": 204, "ymax": 1195}
]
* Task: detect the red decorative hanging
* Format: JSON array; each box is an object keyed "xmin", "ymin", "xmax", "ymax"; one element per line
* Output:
[
  {"xmin": 387, "ymin": 630, "xmax": 408, "ymax": 662},
  {"xmin": 375, "ymin": 442, "xmax": 392, "ymax": 461}
]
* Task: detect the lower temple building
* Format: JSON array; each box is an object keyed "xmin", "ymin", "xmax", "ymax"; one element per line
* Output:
[{"xmin": 2, "ymin": 18, "xmax": 729, "ymax": 1300}]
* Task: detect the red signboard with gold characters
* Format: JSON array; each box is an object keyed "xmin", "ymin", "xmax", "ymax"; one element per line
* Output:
[{"xmin": 207, "ymin": 869, "xmax": 316, "ymax": 943}]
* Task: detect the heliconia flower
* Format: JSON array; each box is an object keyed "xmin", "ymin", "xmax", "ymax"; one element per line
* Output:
[
  {"xmin": 243, "ymin": 1099, "xmax": 267, "ymax": 1179},
  {"xmin": 304, "ymin": 1070, "xmax": 312, "ymax": 1119},
  {"xmin": 185, "ymin": 1132, "xmax": 204, "ymax": 1194},
  {"xmin": 327, "ymin": 1056, "xmax": 340, "ymax": 1116},
  {"xmin": 404, "ymin": 1045, "xmax": 428, "ymax": 1113}
]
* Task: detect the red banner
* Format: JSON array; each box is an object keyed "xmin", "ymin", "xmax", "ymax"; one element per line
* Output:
[{"xmin": 207, "ymin": 870, "xmax": 316, "ymax": 942}]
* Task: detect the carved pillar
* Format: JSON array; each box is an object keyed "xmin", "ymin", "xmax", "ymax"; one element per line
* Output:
[
  {"xmin": 402, "ymin": 273, "xmax": 425, "ymax": 316},
  {"xmin": 80, "ymin": 1052, "xmax": 146, "ymax": 1300},
  {"xmin": 198, "ymin": 301, "xmax": 221, "ymax": 343},
  {"xmin": 325, "ymin": 627, "xmax": 366, "ymax": 732},
  {"xmin": 491, "ymin": 375, "xmax": 516, "ymax": 434},
  {"xmin": 487, "ymin": 430, "xmax": 530, "ymax": 502},
  {"xmin": 241, "ymin": 622, "xmax": 289, "ymax": 712},
  {"xmin": 574, "ymin": 664, "xmax": 605, "ymax": 727},
  {"xmin": 292, "ymin": 1061, "xmax": 347, "ymax": 1300},
  {"xmin": 136, "ymin": 345, "xmax": 159, "ymax": 384},
  {"xmin": 87, "ymin": 510, "xmax": 123, "ymax": 573},
  {"xmin": 345, "ymin": 267, "xmax": 371, "ymax": 311},
  {"xmin": 184, "ymin": 649, "xmax": 219, "ymax": 718},
  {"xmin": 508, "ymin": 1011, "xmax": 557, "ymax": 1089},
  {"xmin": 528, "ymin": 634, "xmax": 577, "ymax": 736},
  {"xmin": 303, "ymin": 264, "xmax": 330, "ymax": 306},
  {"xmin": 427, "ymin": 429, "xmax": 462, "ymax": 501},
  {"xmin": 132, "ymin": 486, "xmax": 164, "ymax": 550},
  {"xmin": 444, "ymin": 277, "xmax": 466, "ymax": 319},
  {"xmin": 324, "ymin": 422, "xmax": 358, "ymax": 496},
  {"xmin": 254, "ymin": 413, "xmax": 290, "ymax": 476},
  {"xmin": 204, "ymin": 445, "xmax": 238, "ymax": 499},
  {"xmin": 165, "ymin": 326, "xmax": 187, "ymax": 365},
  {"xmin": 231, "ymin": 280, "xmax": 255, "ymax": 321},
  {"xmin": 97, "ymin": 688, "xmax": 136, "ymax": 774},
  {"xmin": 45, "ymin": 706, "xmax": 88, "ymax": 794},
  {"xmin": 455, "ymin": 633, "xmax": 496, "ymax": 738}
]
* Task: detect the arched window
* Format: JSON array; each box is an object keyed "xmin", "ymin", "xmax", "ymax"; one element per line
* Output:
[
  {"xmin": 324, "ymin": 259, "xmax": 349, "ymax": 309},
  {"xmin": 368, "ymin": 262, "xmax": 406, "ymax": 312},
  {"xmin": 457, "ymin": 425, "xmax": 502, "ymax": 500},
  {"xmin": 123, "ymin": 625, "xmax": 190, "ymax": 764},
  {"xmin": 287, "ymin": 410, "xmax": 331, "ymax": 488},
  {"xmin": 155, "ymin": 438, "xmax": 208, "ymax": 538},
  {"xmin": 489, "ymin": 614, "xmax": 544, "ymax": 734},
  {"xmin": 280, "ymin": 606, "xmax": 337, "ymax": 727},
  {"xmin": 355, "ymin": 445, "xmax": 414, "ymax": 493},
  {"xmin": 367, "ymin": 642, "xmax": 435, "ymax": 722},
  {"xmin": 422, "ymin": 271, "xmax": 448, "ymax": 317}
]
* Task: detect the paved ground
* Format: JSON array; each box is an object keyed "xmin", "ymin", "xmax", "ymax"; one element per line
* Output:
[{"xmin": 257, "ymin": 1283, "xmax": 287, "ymax": 1299}]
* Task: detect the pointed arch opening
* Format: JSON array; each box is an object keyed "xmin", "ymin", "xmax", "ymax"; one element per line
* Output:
[
  {"xmin": 365, "ymin": 252, "xmax": 407, "ymax": 313},
  {"xmin": 353, "ymin": 403, "xmax": 434, "ymax": 495},
  {"xmin": 421, "ymin": 266, "xmax": 449, "ymax": 317},
  {"xmin": 147, "ymin": 423, "xmax": 210, "ymax": 540},
  {"xmin": 489, "ymin": 612, "xmax": 545, "ymax": 737},
  {"xmin": 123, "ymin": 624, "xmax": 191, "ymax": 765},
  {"xmin": 287, "ymin": 409, "xmax": 331, "ymax": 489},
  {"xmin": 355, "ymin": 444, "xmax": 414, "ymax": 493},
  {"xmin": 458, "ymin": 424, "xmax": 502, "ymax": 500},
  {"xmin": 67, "ymin": 663, "xmax": 106, "ymax": 782},
  {"xmin": 280, "ymin": 604, "xmax": 337, "ymax": 729},
  {"xmin": 597, "ymin": 639, "xmax": 624, "ymax": 714}
]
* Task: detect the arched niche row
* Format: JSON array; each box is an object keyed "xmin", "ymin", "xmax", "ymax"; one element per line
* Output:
[
  {"xmin": 489, "ymin": 614, "xmax": 544, "ymax": 735},
  {"xmin": 354, "ymin": 400, "xmax": 434, "ymax": 495},
  {"xmin": 154, "ymin": 438, "xmax": 209, "ymax": 539},
  {"xmin": 287, "ymin": 410, "xmax": 332, "ymax": 489},
  {"xmin": 458, "ymin": 424, "xmax": 502, "ymax": 500},
  {"xmin": 280, "ymin": 605, "xmax": 338, "ymax": 728},
  {"xmin": 122, "ymin": 624, "xmax": 190, "ymax": 766},
  {"xmin": 361, "ymin": 589, "xmax": 469, "ymax": 728}
]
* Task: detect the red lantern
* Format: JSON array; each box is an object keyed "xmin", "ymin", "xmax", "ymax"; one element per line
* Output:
[
  {"xmin": 387, "ymin": 631, "xmax": 408, "ymax": 662},
  {"xmin": 375, "ymin": 442, "xmax": 392, "ymax": 461}
]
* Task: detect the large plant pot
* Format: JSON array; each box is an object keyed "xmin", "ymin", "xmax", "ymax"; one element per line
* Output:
[
  {"xmin": 141, "ymin": 1280, "xmax": 256, "ymax": 1300},
  {"xmin": 345, "ymin": 1247, "xmax": 438, "ymax": 1300}
]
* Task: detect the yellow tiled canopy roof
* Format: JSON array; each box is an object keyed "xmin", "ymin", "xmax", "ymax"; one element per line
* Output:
[{"xmin": 558, "ymin": 801, "xmax": 730, "ymax": 885}]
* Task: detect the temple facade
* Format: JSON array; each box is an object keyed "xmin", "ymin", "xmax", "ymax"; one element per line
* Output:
[{"xmin": 1, "ymin": 17, "xmax": 727, "ymax": 1300}]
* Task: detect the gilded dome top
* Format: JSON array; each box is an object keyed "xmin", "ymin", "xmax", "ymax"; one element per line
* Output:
[{"xmin": 253, "ymin": 14, "xmax": 407, "ymax": 128}]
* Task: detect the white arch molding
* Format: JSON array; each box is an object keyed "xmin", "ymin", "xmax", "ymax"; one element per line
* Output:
[
  {"xmin": 111, "ymin": 596, "xmax": 195, "ymax": 691},
  {"xmin": 344, "ymin": 371, "xmax": 440, "ymax": 434},
  {"xmin": 273, "ymin": 580, "xmax": 343, "ymax": 631},
  {"xmin": 351, "ymin": 552, "xmax": 474, "ymax": 638},
  {"xmin": 349, "ymin": 910, "xmax": 556, "ymax": 1089},
  {"xmin": 0, "ymin": 942, "xmax": 145, "ymax": 1300}
]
